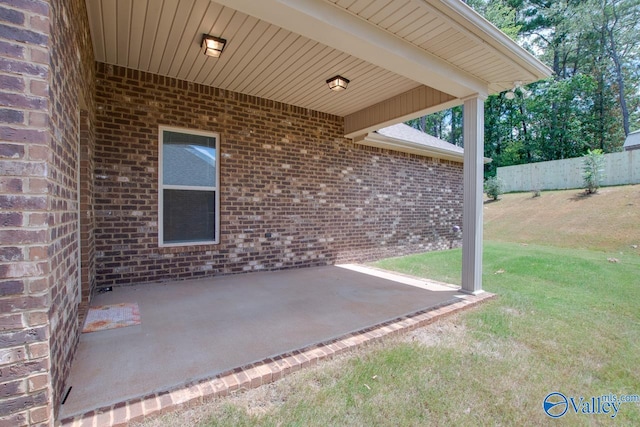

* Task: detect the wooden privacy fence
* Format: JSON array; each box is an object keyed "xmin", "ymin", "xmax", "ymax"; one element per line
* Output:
[{"xmin": 497, "ymin": 151, "xmax": 640, "ymax": 193}]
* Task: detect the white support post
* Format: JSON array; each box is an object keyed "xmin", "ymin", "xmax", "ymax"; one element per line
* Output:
[{"xmin": 462, "ymin": 96, "xmax": 485, "ymax": 294}]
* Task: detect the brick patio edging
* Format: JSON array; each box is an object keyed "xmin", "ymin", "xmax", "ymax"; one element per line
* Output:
[{"xmin": 58, "ymin": 292, "xmax": 495, "ymax": 426}]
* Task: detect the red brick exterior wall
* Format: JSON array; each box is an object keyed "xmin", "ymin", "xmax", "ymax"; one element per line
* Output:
[
  {"xmin": 94, "ymin": 64, "xmax": 463, "ymax": 288},
  {"xmin": 78, "ymin": 110, "xmax": 96, "ymax": 316},
  {"xmin": 47, "ymin": 0, "xmax": 95, "ymax": 420},
  {"xmin": 0, "ymin": 0, "xmax": 95, "ymax": 424},
  {"xmin": 1, "ymin": 1, "xmax": 462, "ymax": 422},
  {"xmin": 0, "ymin": 1, "xmax": 54, "ymax": 424}
]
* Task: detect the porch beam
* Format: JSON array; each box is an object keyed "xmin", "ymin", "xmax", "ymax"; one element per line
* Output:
[
  {"xmin": 344, "ymin": 86, "xmax": 459, "ymax": 139},
  {"xmin": 211, "ymin": 0, "xmax": 488, "ymax": 98},
  {"xmin": 461, "ymin": 95, "xmax": 486, "ymax": 294}
]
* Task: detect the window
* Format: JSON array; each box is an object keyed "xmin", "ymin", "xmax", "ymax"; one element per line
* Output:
[{"xmin": 159, "ymin": 126, "xmax": 220, "ymax": 246}]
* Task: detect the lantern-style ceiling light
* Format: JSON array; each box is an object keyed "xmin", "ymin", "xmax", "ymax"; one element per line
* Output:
[
  {"xmin": 201, "ymin": 34, "xmax": 227, "ymax": 58},
  {"xmin": 326, "ymin": 75, "xmax": 350, "ymax": 91}
]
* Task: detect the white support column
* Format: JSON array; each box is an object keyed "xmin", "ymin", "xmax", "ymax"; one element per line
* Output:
[{"xmin": 462, "ymin": 96, "xmax": 486, "ymax": 294}]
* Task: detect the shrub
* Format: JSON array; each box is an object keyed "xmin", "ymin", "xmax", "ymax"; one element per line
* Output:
[
  {"xmin": 531, "ymin": 189, "xmax": 541, "ymax": 198},
  {"xmin": 484, "ymin": 176, "xmax": 504, "ymax": 200},
  {"xmin": 582, "ymin": 149, "xmax": 605, "ymax": 194}
]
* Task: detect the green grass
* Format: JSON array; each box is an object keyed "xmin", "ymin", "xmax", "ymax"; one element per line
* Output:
[
  {"xmin": 139, "ymin": 186, "xmax": 640, "ymax": 426},
  {"xmin": 375, "ymin": 242, "xmax": 640, "ymax": 425},
  {"xmin": 140, "ymin": 242, "xmax": 640, "ymax": 426}
]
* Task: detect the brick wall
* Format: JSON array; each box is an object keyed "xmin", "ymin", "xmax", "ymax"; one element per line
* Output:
[
  {"xmin": 94, "ymin": 64, "xmax": 463, "ymax": 288},
  {"xmin": 0, "ymin": 0, "xmax": 54, "ymax": 424},
  {"xmin": 79, "ymin": 110, "xmax": 96, "ymax": 314},
  {"xmin": 47, "ymin": 0, "xmax": 95, "ymax": 420},
  {"xmin": 0, "ymin": 0, "xmax": 94, "ymax": 424}
]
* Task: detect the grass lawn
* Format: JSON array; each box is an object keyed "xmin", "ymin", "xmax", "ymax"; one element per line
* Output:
[
  {"xmin": 138, "ymin": 186, "xmax": 640, "ymax": 426},
  {"xmin": 483, "ymin": 184, "xmax": 640, "ymax": 252},
  {"xmin": 374, "ymin": 242, "xmax": 640, "ymax": 425}
]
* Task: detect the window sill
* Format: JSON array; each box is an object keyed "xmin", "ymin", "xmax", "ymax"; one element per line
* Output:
[{"xmin": 157, "ymin": 241, "xmax": 220, "ymax": 254}]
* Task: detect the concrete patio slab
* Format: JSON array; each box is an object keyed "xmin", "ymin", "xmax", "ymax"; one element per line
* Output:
[{"xmin": 58, "ymin": 265, "xmax": 492, "ymax": 425}]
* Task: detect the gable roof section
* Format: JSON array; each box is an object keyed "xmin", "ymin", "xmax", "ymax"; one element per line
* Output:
[
  {"xmin": 356, "ymin": 123, "xmax": 471, "ymax": 163},
  {"xmin": 623, "ymin": 130, "xmax": 640, "ymax": 151},
  {"xmin": 378, "ymin": 123, "xmax": 464, "ymax": 154}
]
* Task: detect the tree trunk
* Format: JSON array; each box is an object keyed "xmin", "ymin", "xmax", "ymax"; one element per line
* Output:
[
  {"xmin": 607, "ymin": 28, "xmax": 630, "ymax": 136},
  {"xmin": 519, "ymin": 104, "xmax": 532, "ymax": 163},
  {"xmin": 597, "ymin": 72, "xmax": 606, "ymax": 150},
  {"xmin": 553, "ymin": 45, "xmax": 561, "ymax": 76},
  {"xmin": 597, "ymin": 22, "xmax": 607, "ymax": 150},
  {"xmin": 450, "ymin": 108, "xmax": 457, "ymax": 145}
]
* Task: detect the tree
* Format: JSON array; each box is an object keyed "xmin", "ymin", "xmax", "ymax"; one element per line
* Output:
[
  {"xmin": 527, "ymin": 75, "xmax": 600, "ymax": 160},
  {"xmin": 405, "ymin": 107, "xmax": 463, "ymax": 147},
  {"xmin": 587, "ymin": 0, "xmax": 640, "ymax": 136},
  {"xmin": 465, "ymin": 0, "xmax": 522, "ymax": 39},
  {"xmin": 480, "ymin": 0, "xmax": 638, "ymax": 158},
  {"xmin": 484, "ymin": 176, "xmax": 505, "ymax": 200},
  {"xmin": 408, "ymin": 0, "xmax": 640, "ymax": 174},
  {"xmin": 582, "ymin": 149, "xmax": 605, "ymax": 193}
]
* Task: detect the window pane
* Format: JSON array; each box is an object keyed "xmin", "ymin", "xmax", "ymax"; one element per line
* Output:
[
  {"xmin": 163, "ymin": 130, "xmax": 216, "ymax": 187},
  {"xmin": 163, "ymin": 189, "xmax": 216, "ymax": 243}
]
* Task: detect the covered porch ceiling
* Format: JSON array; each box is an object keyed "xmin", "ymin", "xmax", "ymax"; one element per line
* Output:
[{"xmin": 85, "ymin": 0, "xmax": 551, "ymax": 137}]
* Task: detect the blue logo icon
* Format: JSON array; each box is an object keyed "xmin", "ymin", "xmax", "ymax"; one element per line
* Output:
[{"xmin": 544, "ymin": 392, "xmax": 569, "ymax": 418}]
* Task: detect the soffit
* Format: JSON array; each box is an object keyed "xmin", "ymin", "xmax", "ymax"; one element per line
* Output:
[
  {"xmin": 326, "ymin": 0, "xmax": 549, "ymax": 92},
  {"xmin": 85, "ymin": 0, "xmax": 551, "ymax": 119},
  {"xmin": 86, "ymin": 0, "xmax": 421, "ymax": 117}
]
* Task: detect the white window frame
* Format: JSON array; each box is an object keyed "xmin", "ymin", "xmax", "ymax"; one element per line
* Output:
[{"xmin": 158, "ymin": 125, "xmax": 220, "ymax": 247}]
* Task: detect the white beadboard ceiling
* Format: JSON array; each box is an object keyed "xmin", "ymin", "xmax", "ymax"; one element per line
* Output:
[{"xmin": 85, "ymin": 0, "xmax": 550, "ymax": 119}]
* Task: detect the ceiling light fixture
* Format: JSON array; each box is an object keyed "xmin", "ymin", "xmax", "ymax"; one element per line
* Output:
[
  {"xmin": 326, "ymin": 75, "xmax": 350, "ymax": 91},
  {"xmin": 201, "ymin": 34, "xmax": 227, "ymax": 58}
]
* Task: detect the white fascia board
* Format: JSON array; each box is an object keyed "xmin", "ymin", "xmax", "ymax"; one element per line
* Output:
[
  {"xmin": 356, "ymin": 133, "xmax": 493, "ymax": 164},
  {"xmin": 212, "ymin": 0, "xmax": 488, "ymax": 98},
  {"xmin": 357, "ymin": 133, "xmax": 464, "ymax": 163}
]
